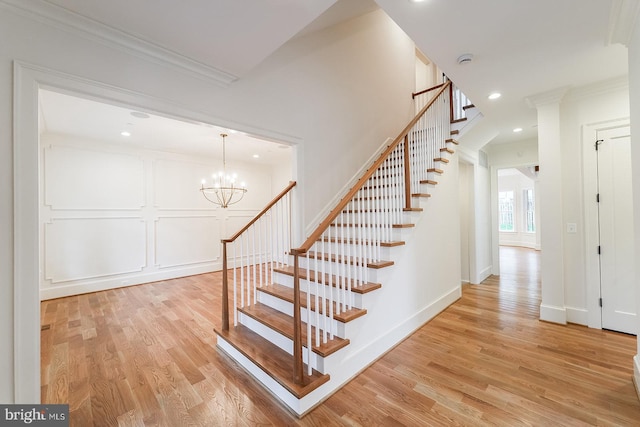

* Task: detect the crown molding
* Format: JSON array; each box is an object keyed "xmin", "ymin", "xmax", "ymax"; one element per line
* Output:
[
  {"xmin": 525, "ymin": 86, "xmax": 570, "ymax": 108},
  {"xmin": 565, "ymin": 75, "xmax": 629, "ymax": 102},
  {"xmin": 608, "ymin": 0, "xmax": 640, "ymax": 46},
  {"xmin": 0, "ymin": 0, "xmax": 237, "ymax": 87}
]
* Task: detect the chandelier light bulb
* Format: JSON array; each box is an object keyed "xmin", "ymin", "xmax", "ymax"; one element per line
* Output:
[{"xmin": 199, "ymin": 133, "xmax": 248, "ymax": 208}]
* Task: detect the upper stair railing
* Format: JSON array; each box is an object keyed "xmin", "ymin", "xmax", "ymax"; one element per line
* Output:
[
  {"xmin": 289, "ymin": 81, "xmax": 453, "ymax": 383},
  {"xmin": 220, "ymin": 181, "xmax": 296, "ymax": 331},
  {"xmin": 413, "ymin": 79, "xmax": 470, "ymax": 123}
]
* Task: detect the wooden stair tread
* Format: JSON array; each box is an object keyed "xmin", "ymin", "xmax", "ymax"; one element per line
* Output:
[
  {"xmin": 259, "ymin": 283, "xmax": 368, "ymax": 323},
  {"xmin": 445, "ymin": 138, "xmax": 459, "ymax": 145},
  {"xmin": 427, "ymin": 168, "xmax": 444, "ymax": 174},
  {"xmin": 462, "ymin": 103, "xmax": 475, "ymax": 110},
  {"xmin": 451, "ymin": 117, "xmax": 467, "ymax": 124},
  {"xmin": 239, "ymin": 303, "xmax": 350, "ymax": 357},
  {"xmin": 403, "ymin": 207, "xmax": 424, "ymax": 212},
  {"xmin": 450, "ymin": 129, "xmax": 460, "ymax": 135},
  {"xmin": 215, "ymin": 325, "xmax": 329, "ymax": 399},
  {"xmin": 320, "ymin": 236, "xmax": 405, "ymax": 247},
  {"xmin": 411, "ymin": 193, "xmax": 432, "ymax": 198},
  {"xmin": 420, "ymin": 179, "xmax": 438, "ymax": 185},
  {"xmin": 433, "ymin": 157, "xmax": 450, "ymax": 163},
  {"xmin": 440, "ymin": 147, "xmax": 455, "ymax": 154},
  {"xmin": 274, "ymin": 265, "xmax": 382, "ymax": 294},
  {"xmin": 306, "ymin": 251, "xmax": 394, "ymax": 269}
]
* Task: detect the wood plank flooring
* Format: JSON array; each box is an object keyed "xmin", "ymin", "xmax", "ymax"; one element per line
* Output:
[{"xmin": 41, "ymin": 246, "xmax": 640, "ymax": 426}]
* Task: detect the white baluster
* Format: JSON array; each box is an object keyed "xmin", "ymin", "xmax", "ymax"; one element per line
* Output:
[
  {"xmin": 306, "ymin": 252, "xmax": 312, "ymax": 376},
  {"xmin": 314, "ymin": 239, "xmax": 320, "ymax": 347},
  {"xmin": 240, "ymin": 233, "xmax": 245, "ymax": 309},
  {"xmin": 233, "ymin": 242, "xmax": 237, "ymax": 326},
  {"xmin": 328, "ymin": 224, "xmax": 334, "ymax": 340}
]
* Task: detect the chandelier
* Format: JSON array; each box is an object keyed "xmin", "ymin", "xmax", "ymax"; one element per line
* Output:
[{"xmin": 200, "ymin": 133, "xmax": 247, "ymax": 208}]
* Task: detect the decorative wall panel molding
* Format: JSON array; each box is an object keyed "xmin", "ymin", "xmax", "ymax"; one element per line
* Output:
[
  {"xmin": 153, "ymin": 158, "xmax": 214, "ymax": 210},
  {"xmin": 155, "ymin": 215, "xmax": 220, "ymax": 268},
  {"xmin": 45, "ymin": 217, "xmax": 146, "ymax": 283},
  {"xmin": 44, "ymin": 145, "xmax": 144, "ymax": 210}
]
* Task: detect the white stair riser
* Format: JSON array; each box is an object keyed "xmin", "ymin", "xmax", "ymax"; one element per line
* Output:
[
  {"xmin": 256, "ymin": 290, "xmax": 348, "ymax": 339},
  {"xmin": 323, "ymin": 226, "xmax": 407, "ymax": 242},
  {"xmin": 427, "ymin": 171, "xmax": 443, "ymax": 181},
  {"xmin": 272, "ymin": 273, "xmax": 366, "ymax": 309},
  {"xmin": 295, "ymin": 260, "xmax": 383, "ymax": 284},
  {"xmin": 305, "ymin": 243, "xmax": 395, "ymax": 260},
  {"xmin": 333, "ymin": 212, "xmax": 413, "ymax": 224},
  {"xmin": 238, "ymin": 311, "xmax": 323, "ymax": 372}
]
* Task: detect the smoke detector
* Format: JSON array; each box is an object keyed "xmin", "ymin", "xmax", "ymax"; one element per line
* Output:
[{"xmin": 457, "ymin": 53, "xmax": 473, "ymax": 65}]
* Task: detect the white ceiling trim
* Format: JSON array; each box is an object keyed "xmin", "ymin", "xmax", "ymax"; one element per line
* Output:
[
  {"xmin": 525, "ymin": 87, "xmax": 570, "ymax": 109},
  {"xmin": 564, "ymin": 75, "xmax": 629, "ymax": 102},
  {"xmin": 0, "ymin": 0, "xmax": 237, "ymax": 87},
  {"xmin": 608, "ymin": 0, "xmax": 640, "ymax": 46}
]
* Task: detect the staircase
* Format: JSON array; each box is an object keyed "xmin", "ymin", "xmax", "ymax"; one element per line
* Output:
[{"xmin": 214, "ymin": 81, "xmax": 474, "ymax": 416}]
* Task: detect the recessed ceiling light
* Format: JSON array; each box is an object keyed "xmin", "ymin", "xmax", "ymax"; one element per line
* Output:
[
  {"xmin": 488, "ymin": 92, "xmax": 501, "ymax": 100},
  {"xmin": 252, "ymin": 154, "xmax": 259, "ymax": 159},
  {"xmin": 513, "ymin": 127, "xmax": 523, "ymax": 133},
  {"xmin": 130, "ymin": 111, "xmax": 150, "ymax": 119},
  {"xmin": 120, "ymin": 131, "xmax": 131, "ymax": 137}
]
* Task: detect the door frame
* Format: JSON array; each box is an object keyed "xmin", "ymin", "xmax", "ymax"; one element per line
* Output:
[
  {"xmin": 13, "ymin": 61, "xmax": 302, "ymax": 403},
  {"xmin": 583, "ymin": 118, "xmax": 630, "ymax": 330}
]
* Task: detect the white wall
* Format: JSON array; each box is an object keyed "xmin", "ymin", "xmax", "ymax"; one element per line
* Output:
[
  {"xmin": 459, "ymin": 161, "xmax": 471, "ymax": 283},
  {"xmin": 40, "ymin": 134, "xmax": 279, "ymax": 300},
  {"xmin": 457, "ymin": 146, "xmax": 492, "ymax": 284},
  {"xmin": 1, "ymin": 7, "xmax": 419, "ymax": 402}
]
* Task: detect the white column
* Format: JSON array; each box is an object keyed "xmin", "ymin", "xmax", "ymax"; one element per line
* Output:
[
  {"xmin": 626, "ymin": 9, "xmax": 640, "ymax": 399},
  {"xmin": 527, "ymin": 88, "xmax": 568, "ymax": 324},
  {"xmin": 534, "ymin": 178, "xmax": 541, "ymax": 250}
]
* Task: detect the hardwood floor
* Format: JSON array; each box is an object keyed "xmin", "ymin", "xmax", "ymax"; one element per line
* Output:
[{"xmin": 41, "ymin": 246, "xmax": 640, "ymax": 426}]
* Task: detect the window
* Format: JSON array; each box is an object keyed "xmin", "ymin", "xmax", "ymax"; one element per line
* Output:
[
  {"xmin": 524, "ymin": 189, "xmax": 535, "ymax": 232},
  {"xmin": 498, "ymin": 191, "xmax": 514, "ymax": 231}
]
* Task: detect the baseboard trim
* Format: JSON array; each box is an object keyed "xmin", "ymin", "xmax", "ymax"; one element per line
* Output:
[
  {"xmin": 565, "ymin": 306, "xmax": 588, "ymax": 326},
  {"xmin": 540, "ymin": 303, "xmax": 567, "ymax": 324},
  {"xmin": 634, "ymin": 355, "xmax": 640, "ymax": 402},
  {"xmin": 40, "ymin": 264, "xmax": 218, "ymax": 300},
  {"xmin": 474, "ymin": 265, "xmax": 492, "ymax": 284}
]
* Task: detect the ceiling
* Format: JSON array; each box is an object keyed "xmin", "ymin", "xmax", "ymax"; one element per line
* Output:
[
  {"xmin": 39, "ymin": 89, "xmax": 292, "ymax": 166},
  {"xmin": 35, "ymin": 0, "xmax": 635, "ymax": 152},
  {"xmin": 377, "ymin": 0, "xmax": 632, "ymax": 148},
  {"xmin": 38, "ymin": 0, "xmax": 337, "ymax": 80}
]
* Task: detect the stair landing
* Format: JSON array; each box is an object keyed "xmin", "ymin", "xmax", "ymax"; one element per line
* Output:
[{"xmin": 215, "ymin": 324, "xmax": 329, "ymax": 399}]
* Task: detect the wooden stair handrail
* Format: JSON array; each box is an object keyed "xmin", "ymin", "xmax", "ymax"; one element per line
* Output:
[
  {"xmin": 222, "ymin": 181, "xmax": 297, "ymax": 244},
  {"xmin": 291, "ymin": 81, "xmax": 451, "ymax": 256},
  {"xmin": 411, "ymin": 82, "xmax": 446, "ymax": 99}
]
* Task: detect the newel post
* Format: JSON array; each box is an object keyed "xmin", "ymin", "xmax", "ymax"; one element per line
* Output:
[
  {"xmin": 403, "ymin": 134, "xmax": 412, "ymax": 210},
  {"xmin": 221, "ymin": 241, "xmax": 230, "ymax": 331},
  {"xmin": 292, "ymin": 250, "xmax": 304, "ymax": 384}
]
